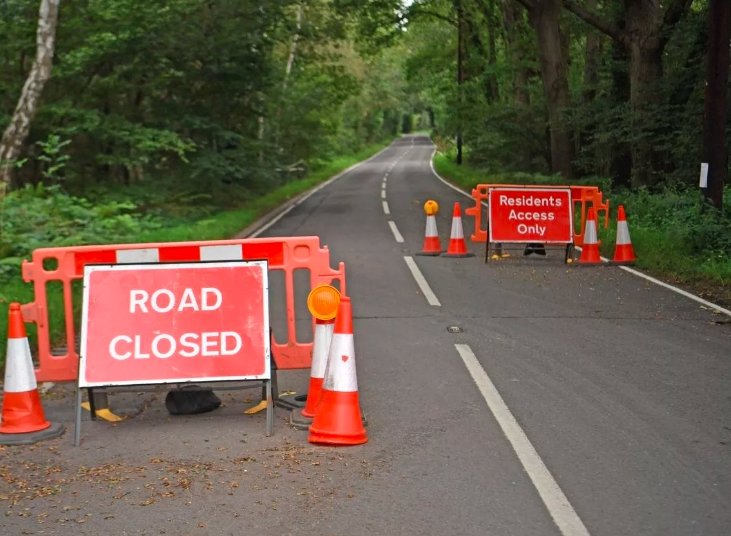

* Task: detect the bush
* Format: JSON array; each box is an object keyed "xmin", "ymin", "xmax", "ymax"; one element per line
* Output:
[{"xmin": 0, "ymin": 184, "xmax": 162, "ymax": 281}]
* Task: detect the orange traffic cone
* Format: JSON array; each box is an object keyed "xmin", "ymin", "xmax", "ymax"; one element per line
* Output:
[
  {"xmin": 578, "ymin": 208, "xmax": 602, "ymax": 264},
  {"xmin": 443, "ymin": 202, "xmax": 474, "ymax": 257},
  {"xmin": 1, "ymin": 303, "xmax": 64, "ymax": 445},
  {"xmin": 308, "ymin": 296, "xmax": 367, "ymax": 446},
  {"xmin": 416, "ymin": 200, "xmax": 442, "ymax": 256},
  {"xmin": 301, "ymin": 318, "xmax": 335, "ymax": 417},
  {"xmin": 612, "ymin": 205, "xmax": 637, "ymax": 264}
]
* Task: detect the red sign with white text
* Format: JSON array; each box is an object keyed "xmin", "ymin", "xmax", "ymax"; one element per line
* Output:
[
  {"xmin": 79, "ymin": 261, "xmax": 270, "ymax": 387},
  {"xmin": 488, "ymin": 188, "xmax": 573, "ymax": 243}
]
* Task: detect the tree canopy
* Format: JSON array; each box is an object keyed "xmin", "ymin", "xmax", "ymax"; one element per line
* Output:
[{"xmin": 0, "ymin": 0, "xmax": 727, "ymax": 206}]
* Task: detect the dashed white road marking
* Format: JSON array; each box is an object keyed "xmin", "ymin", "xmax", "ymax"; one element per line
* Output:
[
  {"xmin": 382, "ymin": 201, "xmax": 390, "ymax": 215},
  {"xmin": 454, "ymin": 344, "xmax": 591, "ymax": 536},
  {"xmin": 404, "ymin": 256, "xmax": 441, "ymax": 306},
  {"xmin": 388, "ymin": 221, "xmax": 404, "ymax": 243}
]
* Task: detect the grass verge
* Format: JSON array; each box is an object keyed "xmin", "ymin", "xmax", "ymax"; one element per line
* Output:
[
  {"xmin": 433, "ymin": 152, "xmax": 731, "ymax": 310},
  {"xmin": 0, "ymin": 140, "xmax": 390, "ymax": 369}
]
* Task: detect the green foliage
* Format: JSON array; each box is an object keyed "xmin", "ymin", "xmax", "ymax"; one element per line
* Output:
[
  {"xmin": 0, "ymin": 140, "xmax": 390, "ymax": 366},
  {"xmin": 1, "ymin": 0, "xmax": 407, "ymax": 199},
  {"xmin": 435, "ymin": 151, "xmax": 731, "ymax": 289},
  {"xmin": 35, "ymin": 134, "xmax": 71, "ymax": 182},
  {"xmin": 0, "ymin": 184, "xmax": 162, "ymax": 275}
]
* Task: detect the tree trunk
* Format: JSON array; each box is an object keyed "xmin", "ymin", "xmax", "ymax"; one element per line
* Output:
[
  {"xmin": 527, "ymin": 0, "xmax": 574, "ymax": 178},
  {"xmin": 456, "ymin": 0, "xmax": 465, "ymax": 165},
  {"xmin": 502, "ymin": 1, "xmax": 531, "ymax": 106},
  {"xmin": 701, "ymin": 0, "xmax": 730, "ymax": 209},
  {"xmin": 563, "ymin": 0, "xmax": 692, "ymax": 189},
  {"xmin": 625, "ymin": 2, "xmax": 664, "ymax": 188},
  {"xmin": 0, "ymin": 0, "xmax": 61, "ymax": 196},
  {"xmin": 283, "ymin": 3, "xmax": 303, "ymax": 89},
  {"xmin": 581, "ymin": 0, "xmax": 600, "ymax": 105},
  {"xmin": 608, "ymin": 40, "xmax": 632, "ymax": 187}
]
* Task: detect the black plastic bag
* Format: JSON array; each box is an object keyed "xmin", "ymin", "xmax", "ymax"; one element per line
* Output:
[{"xmin": 165, "ymin": 385, "xmax": 221, "ymax": 415}]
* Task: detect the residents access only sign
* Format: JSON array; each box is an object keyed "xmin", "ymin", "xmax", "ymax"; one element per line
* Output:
[
  {"xmin": 488, "ymin": 187, "xmax": 573, "ymax": 244},
  {"xmin": 79, "ymin": 261, "xmax": 270, "ymax": 387}
]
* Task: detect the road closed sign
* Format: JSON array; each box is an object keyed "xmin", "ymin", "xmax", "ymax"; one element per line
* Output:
[
  {"xmin": 79, "ymin": 261, "xmax": 270, "ymax": 387},
  {"xmin": 488, "ymin": 187, "xmax": 573, "ymax": 243}
]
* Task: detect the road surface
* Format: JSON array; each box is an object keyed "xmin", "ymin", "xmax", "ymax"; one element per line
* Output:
[{"xmin": 2, "ymin": 135, "xmax": 730, "ymax": 536}]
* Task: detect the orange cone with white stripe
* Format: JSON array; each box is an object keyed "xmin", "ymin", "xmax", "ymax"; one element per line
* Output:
[
  {"xmin": 443, "ymin": 202, "xmax": 474, "ymax": 257},
  {"xmin": 1, "ymin": 304, "xmax": 64, "ymax": 444},
  {"xmin": 308, "ymin": 296, "xmax": 367, "ymax": 446},
  {"xmin": 612, "ymin": 205, "xmax": 637, "ymax": 264},
  {"xmin": 416, "ymin": 199, "xmax": 442, "ymax": 256},
  {"xmin": 301, "ymin": 318, "xmax": 335, "ymax": 418},
  {"xmin": 578, "ymin": 208, "xmax": 602, "ymax": 264}
]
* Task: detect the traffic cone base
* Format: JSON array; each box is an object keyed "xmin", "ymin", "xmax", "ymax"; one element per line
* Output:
[
  {"xmin": 301, "ymin": 377, "xmax": 323, "ymax": 418},
  {"xmin": 0, "ymin": 422, "xmax": 65, "ymax": 446},
  {"xmin": 0, "ymin": 390, "xmax": 50, "ymax": 434},
  {"xmin": 613, "ymin": 245, "xmax": 636, "ymax": 264},
  {"xmin": 308, "ymin": 390, "xmax": 367, "ymax": 445}
]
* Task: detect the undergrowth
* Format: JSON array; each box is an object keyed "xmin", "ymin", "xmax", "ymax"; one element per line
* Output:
[{"xmin": 433, "ymin": 152, "xmax": 731, "ymax": 298}]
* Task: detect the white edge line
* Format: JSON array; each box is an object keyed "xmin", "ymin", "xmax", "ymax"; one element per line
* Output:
[
  {"xmin": 428, "ymin": 146, "xmax": 730, "ymax": 317},
  {"xmin": 250, "ymin": 143, "xmax": 394, "ymax": 237},
  {"xmin": 388, "ymin": 221, "xmax": 404, "ymax": 243},
  {"xmin": 454, "ymin": 343, "xmax": 591, "ymax": 536},
  {"xmin": 403, "ymin": 256, "xmax": 441, "ymax": 306},
  {"xmin": 618, "ymin": 264, "xmax": 731, "ymax": 316}
]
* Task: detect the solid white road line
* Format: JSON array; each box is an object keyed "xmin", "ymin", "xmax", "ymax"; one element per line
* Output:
[
  {"xmin": 388, "ymin": 221, "xmax": 404, "ymax": 243},
  {"xmin": 249, "ymin": 143, "xmax": 394, "ymax": 237},
  {"xmin": 454, "ymin": 344, "xmax": 591, "ymax": 536},
  {"xmin": 618, "ymin": 265, "xmax": 731, "ymax": 316},
  {"xmin": 404, "ymin": 256, "xmax": 441, "ymax": 306}
]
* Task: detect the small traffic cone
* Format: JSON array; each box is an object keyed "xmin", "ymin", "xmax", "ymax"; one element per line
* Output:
[
  {"xmin": 416, "ymin": 199, "xmax": 442, "ymax": 256},
  {"xmin": 1, "ymin": 303, "xmax": 64, "ymax": 445},
  {"xmin": 612, "ymin": 205, "xmax": 637, "ymax": 264},
  {"xmin": 578, "ymin": 208, "xmax": 602, "ymax": 264},
  {"xmin": 443, "ymin": 202, "xmax": 474, "ymax": 258},
  {"xmin": 298, "ymin": 318, "xmax": 335, "ymax": 420},
  {"xmin": 308, "ymin": 296, "xmax": 367, "ymax": 446}
]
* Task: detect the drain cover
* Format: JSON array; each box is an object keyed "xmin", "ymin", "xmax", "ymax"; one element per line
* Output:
[{"xmin": 447, "ymin": 326, "xmax": 463, "ymax": 333}]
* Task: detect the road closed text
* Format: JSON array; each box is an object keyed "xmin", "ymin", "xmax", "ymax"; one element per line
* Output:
[
  {"xmin": 110, "ymin": 287, "xmax": 241, "ymax": 360},
  {"xmin": 489, "ymin": 188, "xmax": 572, "ymax": 243},
  {"xmin": 80, "ymin": 261, "xmax": 269, "ymax": 386}
]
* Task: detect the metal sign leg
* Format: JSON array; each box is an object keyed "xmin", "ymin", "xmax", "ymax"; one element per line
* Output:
[
  {"xmin": 265, "ymin": 379, "xmax": 273, "ymax": 437},
  {"xmin": 74, "ymin": 385, "xmax": 83, "ymax": 446}
]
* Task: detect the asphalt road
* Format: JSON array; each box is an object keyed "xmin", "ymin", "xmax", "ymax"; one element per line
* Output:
[{"xmin": 2, "ymin": 135, "xmax": 730, "ymax": 536}]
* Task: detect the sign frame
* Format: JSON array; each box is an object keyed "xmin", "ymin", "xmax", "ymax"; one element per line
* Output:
[{"xmin": 74, "ymin": 259, "xmax": 272, "ymax": 444}]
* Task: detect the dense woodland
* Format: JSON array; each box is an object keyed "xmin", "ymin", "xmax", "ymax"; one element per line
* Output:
[
  {"xmin": 0, "ymin": 1, "xmax": 729, "ymax": 257},
  {"xmin": 1, "ymin": 1, "xmax": 728, "ymax": 199}
]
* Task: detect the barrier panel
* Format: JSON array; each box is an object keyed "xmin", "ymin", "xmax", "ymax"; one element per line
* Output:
[
  {"xmin": 74, "ymin": 260, "xmax": 274, "ymax": 444},
  {"xmin": 465, "ymin": 184, "xmax": 609, "ymax": 247},
  {"xmin": 20, "ymin": 236, "xmax": 346, "ymax": 382}
]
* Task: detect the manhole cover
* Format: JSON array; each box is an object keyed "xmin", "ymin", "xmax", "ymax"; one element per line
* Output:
[{"xmin": 447, "ymin": 326, "xmax": 463, "ymax": 333}]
